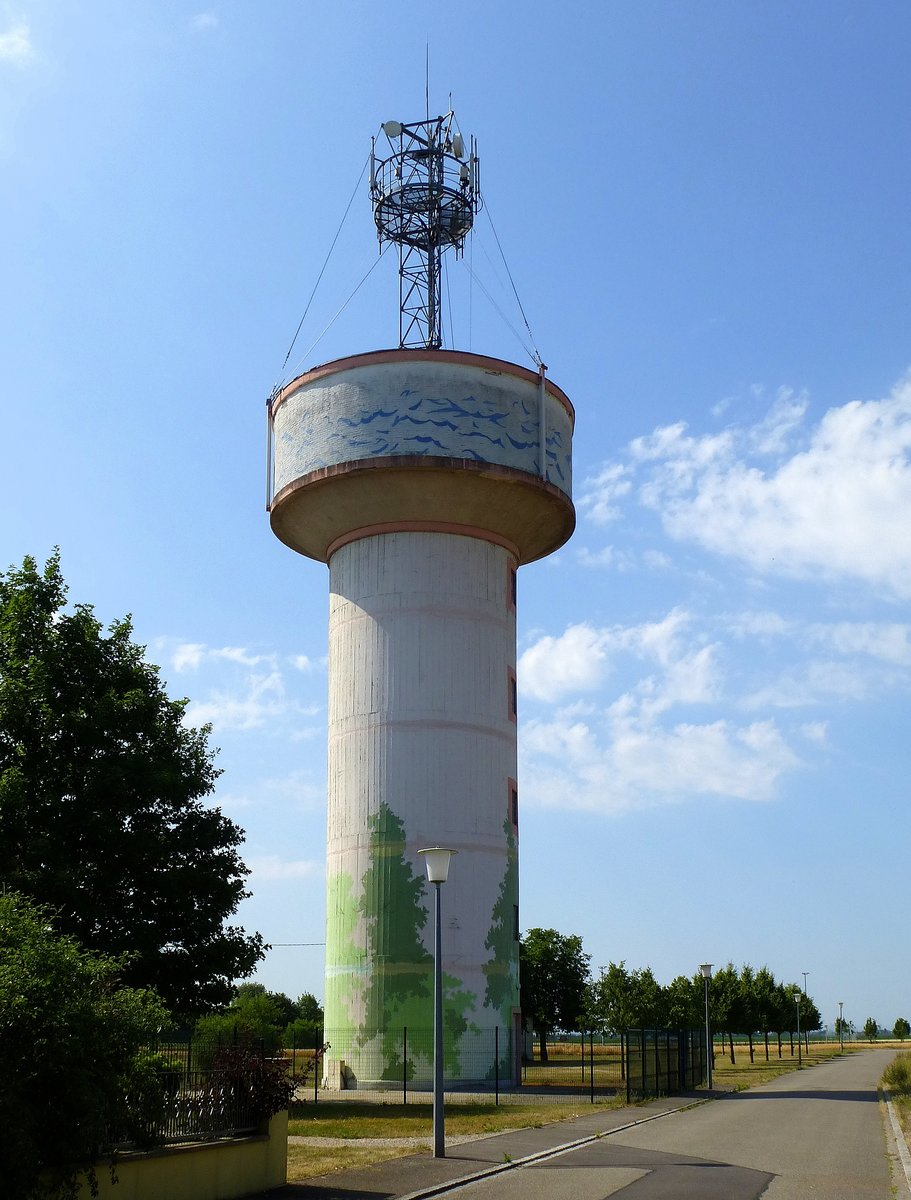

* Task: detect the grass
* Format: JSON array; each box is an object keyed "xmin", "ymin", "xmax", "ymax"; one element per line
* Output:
[
  {"xmin": 288, "ymin": 1097, "xmax": 622, "ymax": 1139},
  {"xmin": 711, "ymin": 1039, "xmax": 848, "ymax": 1090},
  {"xmin": 286, "ymin": 1097, "xmax": 624, "ymax": 1181},
  {"xmin": 287, "ymin": 1142, "xmax": 415, "ymax": 1179}
]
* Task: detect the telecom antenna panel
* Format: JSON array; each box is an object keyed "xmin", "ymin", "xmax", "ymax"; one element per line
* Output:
[{"xmin": 371, "ymin": 112, "xmax": 481, "ymax": 349}]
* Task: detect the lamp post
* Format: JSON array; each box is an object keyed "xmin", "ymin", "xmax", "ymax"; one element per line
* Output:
[
  {"xmin": 700, "ymin": 964, "xmax": 713, "ymax": 1090},
  {"xmin": 838, "ymin": 1001, "xmax": 844, "ymax": 1053},
  {"xmin": 795, "ymin": 989, "xmax": 802, "ymax": 1067},
  {"xmin": 802, "ymin": 972, "xmax": 809, "ymax": 1055},
  {"xmin": 418, "ymin": 847, "xmax": 457, "ymax": 1159}
]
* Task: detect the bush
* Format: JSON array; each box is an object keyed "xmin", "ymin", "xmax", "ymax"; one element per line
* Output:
[
  {"xmin": 0, "ymin": 892, "xmax": 171, "ymax": 1200},
  {"xmin": 884, "ymin": 1052, "xmax": 911, "ymax": 1097}
]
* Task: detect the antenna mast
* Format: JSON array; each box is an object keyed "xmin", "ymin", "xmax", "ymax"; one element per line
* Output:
[{"xmin": 371, "ymin": 112, "xmax": 481, "ymax": 349}]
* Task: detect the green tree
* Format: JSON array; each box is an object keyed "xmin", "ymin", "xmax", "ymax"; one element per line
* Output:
[
  {"xmin": 520, "ymin": 928, "xmax": 591, "ymax": 1060},
  {"xmin": 195, "ymin": 982, "xmax": 298, "ymax": 1047},
  {"xmin": 709, "ymin": 963, "xmax": 741, "ymax": 1063},
  {"xmin": 894, "ymin": 1018, "xmax": 910, "ymax": 1042},
  {"xmin": 0, "ymin": 891, "xmax": 170, "ymax": 1200},
  {"xmin": 834, "ymin": 1015, "xmax": 854, "ymax": 1040},
  {"xmin": 663, "ymin": 974, "xmax": 700, "ymax": 1028},
  {"xmin": 863, "ymin": 1017, "xmax": 879, "ymax": 1041},
  {"xmin": 588, "ymin": 962, "xmax": 635, "ymax": 1034},
  {"xmin": 0, "ymin": 553, "xmax": 263, "ymax": 1015},
  {"xmin": 284, "ymin": 992, "xmax": 325, "ymax": 1047},
  {"xmin": 752, "ymin": 966, "xmax": 779, "ymax": 1061}
]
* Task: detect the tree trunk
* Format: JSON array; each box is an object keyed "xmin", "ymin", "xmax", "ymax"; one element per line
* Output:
[
  {"xmin": 729, "ymin": 1032, "xmax": 735, "ymax": 1064},
  {"xmin": 748, "ymin": 1032, "xmax": 754, "ymax": 1063},
  {"xmin": 789, "ymin": 1031, "xmax": 794, "ymax": 1056},
  {"xmin": 764, "ymin": 1031, "xmax": 769, "ymax": 1061},
  {"xmin": 777, "ymin": 1032, "xmax": 782, "ymax": 1058}
]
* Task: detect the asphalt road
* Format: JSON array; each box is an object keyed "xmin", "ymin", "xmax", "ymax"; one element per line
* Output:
[{"xmin": 451, "ymin": 1050, "xmax": 899, "ymax": 1200}]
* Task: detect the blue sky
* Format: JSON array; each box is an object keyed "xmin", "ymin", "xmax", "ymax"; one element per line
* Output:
[{"xmin": 2, "ymin": 1, "xmax": 910, "ymax": 1033}]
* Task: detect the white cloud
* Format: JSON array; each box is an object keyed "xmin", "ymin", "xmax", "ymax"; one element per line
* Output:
[
  {"xmin": 189, "ymin": 12, "xmax": 219, "ymax": 32},
  {"xmin": 578, "ymin": 463, "xmax": 631, "ymax": 524},
  {"xmin": 292, "ymin": 654, "xmax": 315, "ymax": 671},
  {"xmin": 808, "ymin": 620, "xmax": 911, "ymax": 666},
  {"xmin": 185, "ymin": 670, "xmax": 287, "ymax": 731},
  {"xmin": 586, "ymin": 373, "xmax": 911, "ymax": 599},
  {"xmin": 247, "ymin": 855, "xmax": 322, "ymax": 882},
  {"xmin": 801, "ymin": 721, "xmax": 828, "ymax": 744},
  {"xmin": 520, "ymin": 711, "xmax": 799, "ymax": 813},
  {"xmin": 518, "ymin": 609, "xmax": 704, "ymax": 704},
  {"xmin": 519, "ymin": 623, "xmax": 613, "ymax": 700},
  {"xmin": 172, "ymin": 642, "xmax": 205, "ymax": 671},
  {"xmin": 0, "ymin": 23, "xmax": 32, "ymax": 64},
  {"xmin": 212, "ymin": 646, "xmax": 273, "ymax": 668}
]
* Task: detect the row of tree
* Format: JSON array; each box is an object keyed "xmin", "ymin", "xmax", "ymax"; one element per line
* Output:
[
  {"xmin": 195, "ymin": 983, "xmax": 324, "ymax": 1047},
  {"xmin": 519, "ymin": 929, "xmax": 827, "ymax": 1063}
]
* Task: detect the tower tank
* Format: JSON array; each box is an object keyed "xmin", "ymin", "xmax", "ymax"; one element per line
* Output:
[{"xmin": 267, "ymin": 116, "xmax": 574, "ymax": 1087}]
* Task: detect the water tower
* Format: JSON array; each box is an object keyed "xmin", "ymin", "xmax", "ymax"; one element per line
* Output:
[{"xmin": 267, "ymin": 112, "xmax": 574, "ymax": 1086}]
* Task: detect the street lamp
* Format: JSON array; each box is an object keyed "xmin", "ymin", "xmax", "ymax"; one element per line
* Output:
[
  {"xmin": 795, "ymin": 989, "xmax": 802, "ymax": 1068},
  {"xmin": 700, "ymin": 964, "xmax": 713, "ymax": 1090},
  {"xmin": 802, "ymin": 972, "xmax": 809, "ymax": 1056},
  {"xmin": 839, "ymin": 1001, "xmax": 844, "ymax": 1053},
  {"xmin": 418, "ymin": 846, "xmax": 457, "ymax": 1159}
]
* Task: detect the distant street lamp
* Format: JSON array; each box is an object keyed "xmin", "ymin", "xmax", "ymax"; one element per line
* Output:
[
  {"xmin": 796, "ymin": 989, "xmax": 802, "ymax": 1068},
  {"xmin": 839, "ymin": 1001, "xmax": 844, "ymax": 1053},
  {"xmin": 418, "ymin": 847, "xmax": 457, "ymax": 1159},
  {"xmin": 700, "ymin": 964, "xmax": 713, "ymax": 1090},
  {"xmin": 802, "ymin": 972, "xmax": 809, "ymax": 1055}
]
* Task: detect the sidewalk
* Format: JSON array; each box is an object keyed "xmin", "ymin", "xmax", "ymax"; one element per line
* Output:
[{"xmin": 258, "ymin": 1091, "xmax": 719, "ymax": 1200}]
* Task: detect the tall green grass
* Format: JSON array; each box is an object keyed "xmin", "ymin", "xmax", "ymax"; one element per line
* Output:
[{"xmin": 883, "ymin": 1052, "xmax": 911, "ymax": 1095}]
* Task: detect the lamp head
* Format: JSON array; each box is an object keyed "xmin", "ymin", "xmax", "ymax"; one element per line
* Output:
[
  {"xmin": 418, "ymin": 846, "xmax": 457, "ymax": 884},
  {"xmin": 700, "ymin": 963, "xmax": 713, "ymax": 979}
]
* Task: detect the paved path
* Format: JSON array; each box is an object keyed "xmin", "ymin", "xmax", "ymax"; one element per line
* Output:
[{"xmin": 266, "ymin": 1050, "xmax": 903, "ymax": 1200}]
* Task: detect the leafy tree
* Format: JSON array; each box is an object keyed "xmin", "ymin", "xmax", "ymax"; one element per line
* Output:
[
  {"xmin": 195, "ymin": 982, "xmax": 296, "ymax": 1048},
  {"xmin": 863, "ymin": 1017, "xmax": 879, "ymax": 1041},
  {"xmin": 588, "ymin": 961, "xmax": 636, "ymax": 1034},
  {"xmin": 752, "ymin": 966, "xmax": 779, "ymax": 1061},
  {"xmin": 709, "ymin": 963, "xmax": 741, "ymax": 1063},
  {"xmin": 284, "ymin": 991, "xmax": 325, "ymax": 1047},
  {"xmin": 0, "ymin": 891, "xmax": 170, "ymax": 1200},
  {"xmin": 663, "ymin": 974, "xmax": 700, "ymax": 1028},
  {"xmin": 834, "ymin": 1015, "xmax": 854, "ymax": 1039},
  {"xmin": 894, "ymin": 1018, "xmax": 910, "ymax": 1042},
  {"xmin": 520, "ymin": 928, "xmax": 591, "ymax": 1060},
  {"xmin": 0, "ymin": 553, "xmax": 263, "ymax": 1015}
]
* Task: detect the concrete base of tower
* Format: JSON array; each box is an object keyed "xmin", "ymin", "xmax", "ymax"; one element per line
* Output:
[{"xmin": 322, "ymin": 530, "xmax": 521, "ymax": 1087}]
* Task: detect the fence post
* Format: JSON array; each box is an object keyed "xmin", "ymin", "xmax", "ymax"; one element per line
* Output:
[
  {"xmin": 641, "ymin": 1030, "xmax": 647, "ymax": 1096},
  {"xmin": 589, "ymin": 1029, "xmax": 594, "ymax": 1104},
  {"xmin": 403, "ymin": 1026, "xmax": 408, "ymax": 1106},
  {"xmin": 314, "ymin": 1028, "xmax": 319, "ymax": 1106},
  {"xmin": 620, "ymin": 1031, "xmax": 625, "ymax": 1081},
  {"xmin": 495, "ymin": 1025, "xmax": 499, "ymax": 1105}
]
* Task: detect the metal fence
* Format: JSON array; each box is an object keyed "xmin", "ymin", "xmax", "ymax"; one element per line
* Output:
[
  {"xmin": 623, "ymin": 1028, "xmax": 707, "ymax": 1101},
  {"xmin": 272, "ymin": 1025, "xmax": 706, "ymax": 1103},
  {"xmin": 109, "ymin": 1038, "xmax": 279, "ymax": 1149}
]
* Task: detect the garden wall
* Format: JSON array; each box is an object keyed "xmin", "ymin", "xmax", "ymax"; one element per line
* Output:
[{"xmin": 76, "ymin": 1111, "xmax": 287, "ymax": 1200}]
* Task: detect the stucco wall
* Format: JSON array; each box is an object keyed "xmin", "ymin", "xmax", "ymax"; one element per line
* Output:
[{"xmin": 76, "ymin": 1112, "xmax": 288, "ymax": 1200}]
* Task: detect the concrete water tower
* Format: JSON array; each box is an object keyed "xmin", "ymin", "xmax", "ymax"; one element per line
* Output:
[{"xmin": 267, "ymin": 111, "xmax": 574, "ymax": 1086}]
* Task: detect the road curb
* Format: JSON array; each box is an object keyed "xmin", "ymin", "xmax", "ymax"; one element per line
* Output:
[
  {"xmin": 884, "ymin": 1088, "xmax": 911, "ymax": 1196},
  {"xmin": 396, "ymin": 1098, "xmax": 707, "ymax": 1200}
]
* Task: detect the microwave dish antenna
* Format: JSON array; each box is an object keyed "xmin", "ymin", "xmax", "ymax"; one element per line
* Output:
[{"xmin": 371, "ymin": 111, "xmax": 481, "ymax": 349}]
